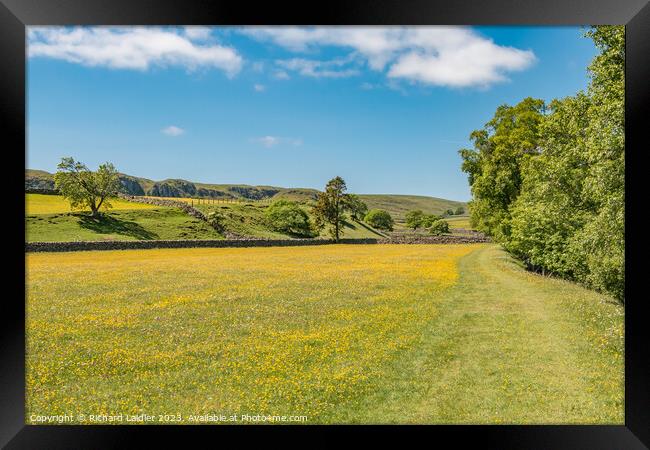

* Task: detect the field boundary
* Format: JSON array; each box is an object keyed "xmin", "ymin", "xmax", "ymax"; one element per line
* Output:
[
  {"xmin": 117, "ymin": 193, "xmax": 210, "ymax": 221},
  {"xmin": 25, "ymin": 235, "xmax": 489, "ymax": 252}
]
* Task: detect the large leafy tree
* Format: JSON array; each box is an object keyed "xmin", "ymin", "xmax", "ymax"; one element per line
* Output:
[
  {"xmin": 508, "ymin": 93, "xmax": 593, "ymax": 277},
  {"xmin": 511, "ymin": 26, "xmax": 624, "ymax": 299},
  {"xmin": 345, "ymin": 194, "xmax": 368, "ymax": 222},
  {"xmin": 54, "ymin": 157, "xmax": 120, "ymax": 217},
  {"xmin": 459, "ymin": 97, "xmax": 546, "ymax": 242},
  {"xmin": 312, "ymin": 176, "xmax": 349, "ymax": 242},
  {"xmin": 570, "ymin": 26, "xmax": 625, "ymax": 299}
]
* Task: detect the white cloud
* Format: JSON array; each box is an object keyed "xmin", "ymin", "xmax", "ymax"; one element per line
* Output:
[
  {"xmin": 243, "ymin": 27, "xmax": 401, "ymax": 69},
  {"xmin": 276, "ymin": 56, "xmax": 360, "ymax": 78},
  {"xmin": 242, "ymin": 26, "xmax": 535, "ymax": 88},
  {"xmin": 251, "ymin": 136, "xmax": 302, "ymax": 148},
  {"xmin": 28, "ymin": 26, "xmax": 243, "ymax": 76},
  {"xmin": 162, "ymin": 125, "xmax": 184, "ymax": 136},
  {"xmin": 387, "ymin": 33, "xmax": 535, "ymax": 88},
  {"xmin": 254, "ymin": 83, "xmax": 266, "ymax": 92},
  {"xmin": 183, "ymin": 26, "xmax": 212, "ymax": 41}
]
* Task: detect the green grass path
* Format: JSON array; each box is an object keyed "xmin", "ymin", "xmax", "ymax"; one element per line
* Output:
[{"xmin": 337, "ymin": 245, "xmax": 623, "ymax": 424}]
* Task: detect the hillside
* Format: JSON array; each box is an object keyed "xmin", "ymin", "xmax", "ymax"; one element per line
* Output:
[
  {"xmin": 26, "ymin": 169, "xmax": 466, "ymax": 215},
  {"xmin": 26, "ymin": 169, "xmax": 320, "ymax": 202},
  {"xmin": 25, "ymin": 169, "xmax": 55, "ymax": 191},
  {"xmin": 25, "ymin": 193, "xmax": 387, "ymax": 242},
  {"xmin": 359, "ymin": 194, "xmax": 466, "ymax": 223}
]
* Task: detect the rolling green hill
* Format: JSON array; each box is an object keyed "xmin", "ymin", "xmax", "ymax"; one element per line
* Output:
[
  {"xmin": 359, "ymin": 194, "xmax": 467, "ymax": 223},
  {"xmin": 27, "ymin": 169, "xmax": 465, "ymax": 212}
]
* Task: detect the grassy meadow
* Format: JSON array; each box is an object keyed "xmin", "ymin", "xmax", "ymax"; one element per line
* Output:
[
  {"xmin": 26, "ymin": 193, "xmax": 158, "ymax": 215},
  {"xmin": 26, "ymin": 208, "xmax": 223, "ymax": 242},
  {"xmin": 26, "ymin": 244, "xmax": 623, "ymax": 424},
  {"xmin": 26, "ymin": 194, "xmax": 222, "ymax": 242},
  {"xmin": 444, "ymin": 216, "xmax": 472, "ymax": 230}
]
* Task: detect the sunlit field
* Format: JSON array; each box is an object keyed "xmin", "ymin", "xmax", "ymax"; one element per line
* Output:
[
  {"xmin": 444, "ymin": 216, "xmax": 472, "ymax": 230},
  {"xmin": 26, "ymin": 193, "xmax": 158, "ymax": 215},
  {"xmin": 26, "ymin": 244, "xmax": 623, "ymax": 424}
]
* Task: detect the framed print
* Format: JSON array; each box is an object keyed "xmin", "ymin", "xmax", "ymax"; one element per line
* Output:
[{"xmin": 2, "ymin": 0, "xmax": 649, "ymax": 447}]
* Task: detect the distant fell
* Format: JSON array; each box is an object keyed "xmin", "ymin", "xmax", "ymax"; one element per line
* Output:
[{"xmin": 25, "ymin": 169, "xmax": 466, "ymax": 218}]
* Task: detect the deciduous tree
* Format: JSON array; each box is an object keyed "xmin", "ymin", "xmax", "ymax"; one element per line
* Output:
[
  {"xmin": 405, "ymin": 210, "xmax": 425, "ymax": 230},
  {"xmin": 346, "ymin": 194, "xmax": 368, "ymax": 222},
  {"xmin": 54, "ymin": 157, "xmax": 120, "ymax": 217},
  {"xmin": 312, "ymin": 176, "xmax": 349, "ymax": 241}
]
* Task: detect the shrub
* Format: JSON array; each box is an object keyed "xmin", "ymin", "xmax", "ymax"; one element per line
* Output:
[
  {"xmin": 405, "ymin": 210, "xmax": 425, "ymax": 230},
  {"xmin": 364, "ymin": 209, "xmax": 394, "ymax": 231},
  {"xmin": 420, "ymin": 214, "xmax": 441, "ymax": 229},
  {"xmin": 206, "ymin": 211, "xmax": 226, "ymax": 232},
  {"xmin": 265, "ymin": 200, "xmax": 312, "ymax": 236},
  {"xmin": 428, "ymin": 220, "xmax": 450, "ymax": 235},
  {"xmin": 455, "ymin": 206, "xmax": 465, "ymax": 215}
]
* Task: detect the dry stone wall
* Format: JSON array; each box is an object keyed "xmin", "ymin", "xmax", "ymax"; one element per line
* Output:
[
  {"xmin": 26, "ymin": 235, "xmax": 489, "ymax": 253},
  {"xmin": 26, "ymin": 238, "xmax": 377, "ymax": 252}
]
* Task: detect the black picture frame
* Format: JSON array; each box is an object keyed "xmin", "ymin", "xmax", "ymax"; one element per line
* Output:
[{"xmin": 2, "ymin": 0, "xmax": 648, "ymax": 447}]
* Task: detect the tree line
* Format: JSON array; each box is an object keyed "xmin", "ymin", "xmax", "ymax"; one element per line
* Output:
[{"xmin": 459, "ymin": 26, "xmax": 624, "ymax": 301}]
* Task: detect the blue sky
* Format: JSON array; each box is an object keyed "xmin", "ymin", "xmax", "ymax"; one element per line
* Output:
[{"xmin": 27, "ymin": 26, "xmax": 597, "ymax": 201}]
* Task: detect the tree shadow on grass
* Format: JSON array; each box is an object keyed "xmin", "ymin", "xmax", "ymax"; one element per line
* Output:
[
  {"xmin": 76, "ymin": 213, "xmax": 158, "ymax": 240},
  {"xmin": 344, "ymin": 219, "xmax": 388, "ymax": 238}
]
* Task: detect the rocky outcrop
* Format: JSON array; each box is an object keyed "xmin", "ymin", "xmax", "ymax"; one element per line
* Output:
[
  {"xmin": 148, "ymin": 180, "xmax": 197, "ymax": 197},
  {"xmin": 227, "ymin": 186, "xmax": 279, "ymax": 200},
  {"xmin": 197, "ymin": 188, "xmax": 233, "ymax": 198},
  {"xmin": 118, "ymin": 176, "xmax": 145, "ymax": 196},
  {"xmin": 25, "ymin": 176, "xmax": 55, "ymax": 192}
]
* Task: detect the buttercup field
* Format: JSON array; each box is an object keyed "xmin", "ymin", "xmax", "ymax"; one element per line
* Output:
[{"xmin": 27, "ymin": 245, "xmax": 622, "ymax": 423}]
